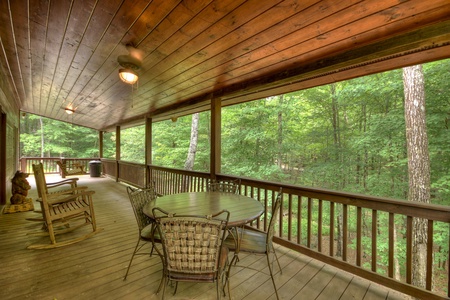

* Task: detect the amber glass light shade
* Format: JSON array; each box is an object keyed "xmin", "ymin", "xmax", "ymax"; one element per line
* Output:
[{"xmin": 119, "ymin": 68, "xmax": 138, "ymax": 84}]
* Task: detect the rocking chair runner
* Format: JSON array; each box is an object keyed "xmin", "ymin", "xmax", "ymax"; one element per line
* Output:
[
  {"xmin": 27, "ymin": 163, "xmax": 101, "ymax": 249},
  {"xmin": 56, "ymin": 161, "xmax": 84, "ymax": 178}
]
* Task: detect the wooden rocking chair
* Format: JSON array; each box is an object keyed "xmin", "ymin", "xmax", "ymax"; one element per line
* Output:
[
  {"xmin": 26, "ymin": 163, "xmax": 86, "ymax": 224},
  {"xmin": 27, "ymin": 163, "xmax": 101, "ymax": 249},
  {"xmin": 56, "ymin": 160, "xmax": 84, "ymax": 178}
]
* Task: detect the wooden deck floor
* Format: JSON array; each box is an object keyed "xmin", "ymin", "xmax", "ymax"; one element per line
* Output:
[{"xmin": 0, "ymin": 175, "xmax": 410, "ymax": 300}]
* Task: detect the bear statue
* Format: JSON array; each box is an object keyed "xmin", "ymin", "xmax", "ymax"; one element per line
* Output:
[{"xmin": 10, "ymin": 171, "xmax": 32, "ymax": 204}]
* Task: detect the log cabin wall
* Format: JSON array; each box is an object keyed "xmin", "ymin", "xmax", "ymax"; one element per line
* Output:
[{"xmin": 0, "ymin": 71, "xmax": 20, "ymax": 205}]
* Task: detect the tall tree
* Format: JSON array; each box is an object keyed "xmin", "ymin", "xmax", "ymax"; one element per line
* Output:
[
  {"xmin": 277, "ymin": 95, "xmax": 284, "ymax": 168},
  {"xmin": 184, "ymin": 113, "xmax": 199, "ymax": 170},
  {"xmin": 39, "ymin": 117, "xmax": 44, "ymax": 157},
  {"xmin": 403, "ymin": 64, "xmax": 431, "ymax": 290}
]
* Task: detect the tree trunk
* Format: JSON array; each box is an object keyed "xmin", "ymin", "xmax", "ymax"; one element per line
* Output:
[
  {"xmin": 277, "ymin": 95, "xmax": 284, "ymax": 168},
  {"xmin": 330, "ymin": 83, "xmax": 344, "ymax": 257},
  {"xmin": 403, "ymin": 65, "xmax": 431, "ymax": 291},
  {"xmin": 39, "ymin": 117, "xmax": 44, "ymax": 158},
  {"xmin": 184, "ymin": 113, "xmax": 199, "ymax": 171}
]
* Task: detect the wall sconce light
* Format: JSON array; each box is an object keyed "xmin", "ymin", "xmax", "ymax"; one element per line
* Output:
[{"xmin": 119, "ymin": 68, "xmax": 138, "ymax": 84}]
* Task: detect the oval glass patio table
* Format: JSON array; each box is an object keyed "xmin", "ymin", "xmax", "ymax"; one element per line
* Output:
[{"xmin": 143, "ymin": 191, "xmax": 264, "ymax": 227}]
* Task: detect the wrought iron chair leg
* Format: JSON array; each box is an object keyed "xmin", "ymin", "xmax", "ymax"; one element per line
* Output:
[
  {"xmin": 173, "ymin": 281, "xmax": 178, "ymax": 295},
  {"xmin": 161, "ymin": 276, "xmax": 167, "ymax": 300},
  {"xmin": 273, "ymin": 249, "xmax": 282, "ymax": 274},
  {"xmin": 123, "ymin": 238, "xmax": 141, "ymax": 280},
  {"xmin": 267, "ymin": 253, "xmax": 280, "ymax": 300}
]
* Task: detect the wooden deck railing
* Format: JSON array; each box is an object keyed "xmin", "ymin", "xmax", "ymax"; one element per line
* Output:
[
  {"xmin": 29, "ymin": 157, "xmax": 450, "ymax": 300},
  {"xmin": 20, "ymin": 157, "xmax": 100, "ymax": 175}
]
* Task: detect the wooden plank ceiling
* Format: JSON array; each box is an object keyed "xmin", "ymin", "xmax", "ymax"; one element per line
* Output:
[{"xmin": 0, "ymin": 0, "xmax": 449, "ymax": 131}]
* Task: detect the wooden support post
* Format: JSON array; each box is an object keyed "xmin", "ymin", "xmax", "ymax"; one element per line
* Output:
[
  {"xmin": 115, "ymin": 126, "xmax": 120, "ymax": 182},
  {"xmin": 210, "ymin": 97, "xmax": 221, "ymax": 179},
  {"xmin": 145, "ymin": 116, "xmax": 152, "ymax": 187}
]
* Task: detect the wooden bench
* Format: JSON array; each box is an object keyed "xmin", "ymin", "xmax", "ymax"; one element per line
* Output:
[{"xmin": 56, "ymin": 161, "xmax": 84, "ymax": 178}]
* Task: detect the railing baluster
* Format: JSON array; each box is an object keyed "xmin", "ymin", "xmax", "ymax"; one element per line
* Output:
[
  {"xmin": 318, "ymin": 199, "xmax": 323, "ymax": 253},
  {"xmin": 372, "ymin": 209, "xmax": 377, "ymax": 272},
  {"xmin": 288, "ymin": 193, "xmax": 292, "ymax": 241},
  {"xmin": 343, "ymin": 204, "xmax": 348, "ymax": 262},
  {"xmin": 264, "ymin": 189, "xmax": 269, "ymax": 232},
  {"xmin": 357, "ymin": 207, "xmax": 362, "ymax": 267},
  {"xmin": 388, "ymin": 212, "xmax": 394, "ymax": 278},
  {"xmin": 278, "ymin": 190, "xmax": 283, "ymax": 238},
  {"xmin": 448, "ymin": 222, "xmax": 450, "ymax": 298},
  {"xmin": 406, "ymin": 216, "xmax": 413, "ymax": 284},
  {"xmin": 297, "ymin": 195, "xmax": 301, "ymax": 245},
  {"xmin": 427, "ymin": 220, "xmax": 433, "ymax": 290},
  {"xmin": 329, "ymin": 201, "xmax": 334, "ymax": 257},
  {"xmin": 307, "ymin": 197, "xmax": 312, "ymax": 248}
]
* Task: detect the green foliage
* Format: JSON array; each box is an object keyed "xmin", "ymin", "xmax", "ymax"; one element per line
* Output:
[
  {"xmin": 121, "ymin": 126, "xmax": 145, "ymax": 163},
  {"xmin": 20, "ymin": 114, "xmax": 99, "ymax": 158},
  {"xmin": 103, "ymin": 132, "xmax": 116, "ymax": 159},
  {"xmin": 152, "ymin": 113, "xmax": 210, "ymax": 170}
]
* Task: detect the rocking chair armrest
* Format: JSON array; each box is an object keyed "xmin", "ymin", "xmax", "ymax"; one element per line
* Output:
[
  {"xmin": 46, "ymin": 186, "xmax": 89, "ymax": 199},
  {"xmin": 46, "ymin": 178, "xmax": 79, "ymax": 189},
  {"xmin": 46, "ymin": 190, "xmax": 95, "ymax": 205}
]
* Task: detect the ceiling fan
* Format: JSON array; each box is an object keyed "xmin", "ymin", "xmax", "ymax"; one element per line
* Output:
[{"xmin": 117, "ymin": 44, "xmax": 144, "ymax": 85}]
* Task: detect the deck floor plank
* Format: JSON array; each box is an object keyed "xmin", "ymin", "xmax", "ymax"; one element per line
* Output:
[{"xmin": 0, "ymin": 175, "xmax": 409, "ymax": 300}]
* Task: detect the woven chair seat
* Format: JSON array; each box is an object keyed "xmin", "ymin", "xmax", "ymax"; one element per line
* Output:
[
  {"xmin": 140, "ymin": 223, "xmax": 160, "ymax": 241},
  {"xmin": 224, "ymin": 227, "xmax": 266, "ymax": 254}
]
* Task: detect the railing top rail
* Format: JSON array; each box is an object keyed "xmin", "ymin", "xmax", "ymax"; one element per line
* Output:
[
  {"xmin": 149, "ymin": 164, "xmax": 210, "ymax": 177},
  {"xmin": 212, "ymin": 171, "xmax": 450, "ymax": 221}
]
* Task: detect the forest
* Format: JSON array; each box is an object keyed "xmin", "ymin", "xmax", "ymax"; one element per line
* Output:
[{"xmin": 20, "ymin": 59, "xmax": 450, "ymax": 293}]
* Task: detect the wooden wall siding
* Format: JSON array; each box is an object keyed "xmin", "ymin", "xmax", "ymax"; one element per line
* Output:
[{"xmin": 0, "ymin": 0, "xmax": 449, "ymax": 131}]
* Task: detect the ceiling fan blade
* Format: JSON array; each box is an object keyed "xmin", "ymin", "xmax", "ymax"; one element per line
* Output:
[
  {"xmin": 126, "ymin": 45, "xmax": 145, "ymax": 62},
  {"xmin": 117, "ymin": 54, "xmax": 142, "ymax": 69}
]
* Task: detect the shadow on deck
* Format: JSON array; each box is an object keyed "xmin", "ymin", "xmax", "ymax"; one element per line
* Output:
[{"xmin": 0, "ymin": 175, "xmax": 409, "ymax": 300}]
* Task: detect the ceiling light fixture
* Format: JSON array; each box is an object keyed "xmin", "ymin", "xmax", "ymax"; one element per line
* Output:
[
  {"xmin": 118, "ymin": 68, "xmax": 138, "ymax": 84},
  {"xmin": 118, "ymin": 44, "xmax": 143, "ymax": 85},
  {"xmin": 65, "ymin": 108, "xmax": 75, "ymax": 115}
]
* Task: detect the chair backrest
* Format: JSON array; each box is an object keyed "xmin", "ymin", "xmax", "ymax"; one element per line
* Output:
[
  {"xmin": 206, "ymin": 178, "xmax": 240, "ymax": 194},
  {"xmin": 153, "ymin": 208, "xmax": 230, "ymax": 274},
  {"xmin": 55, "ymin": 161, "xmax": 66, "ymax": 174},
  {"xmin": 32, "ymin": 163, "xmax": 49, "ymax": 198},
  {"xmin": 127, "ymin": 186, "xmax": 158, "ymax": 231},
  {"xmin": 266, "ymin": 188, "xmax": 283, "ymax": 246},
  {"xmin": 32, "ymin": 163, "xmax": 53, "ymax": 217}
]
